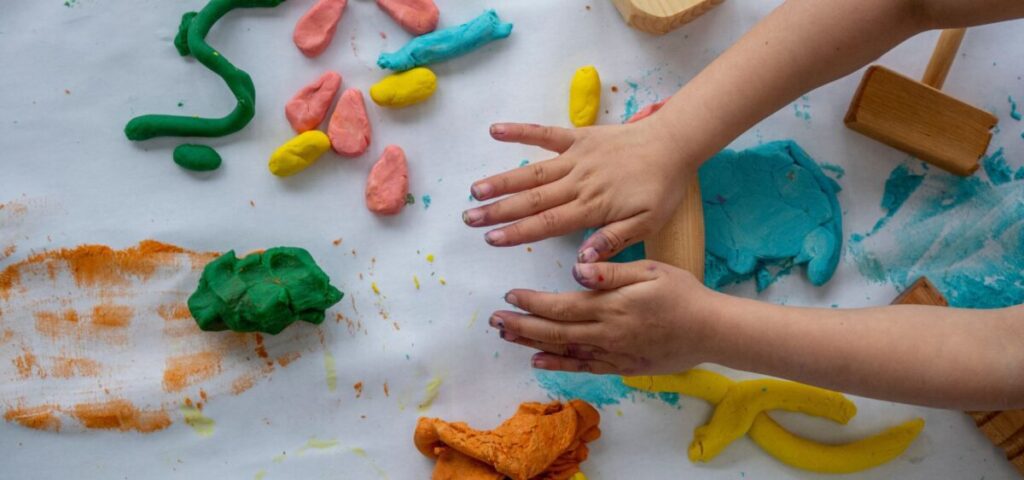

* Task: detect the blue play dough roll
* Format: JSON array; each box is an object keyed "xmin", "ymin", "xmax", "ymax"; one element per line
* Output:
[{"xmin": 377, "ymin": 10, "xmax": 513, "ymax": 71}]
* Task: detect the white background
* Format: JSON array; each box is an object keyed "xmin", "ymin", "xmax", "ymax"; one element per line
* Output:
[{"xmin": 1, "ymin": 0, "xmax": 1022, "ymax": 478}]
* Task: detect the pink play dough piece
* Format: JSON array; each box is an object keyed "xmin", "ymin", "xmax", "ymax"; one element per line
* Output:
[
  {"xmin": 293, "ymin": 0, "xmax": 348, "ymax": 58},
  {"xmin": 328, "ymin": 88, "xmax": 372, "ymax": 157},
  {"xmin": 365, "ymin": 145, "xmax": 410, "ymax": 216},
  {"xmin": 286, "ymin": 71, "xmax": 343, "ymax": 133},
  {"xmin": 626, "ymin": 99, "xmax": 668, "ymax": 124},
  {"xmin": 376, "ymin": 0, "xmax": 439, "ymax": 35}
]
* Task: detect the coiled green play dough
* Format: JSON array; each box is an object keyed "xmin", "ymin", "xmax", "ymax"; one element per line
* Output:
[
  {"xmin": 124, "ymin": 0, "xmax": 285, "ymax": 168},
  {"xmin": 187, "ymin": 247, "xmax": 344, "ymax": 335}
]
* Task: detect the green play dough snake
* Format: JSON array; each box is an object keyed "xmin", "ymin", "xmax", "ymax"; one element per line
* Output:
[{"xmin": 124, "ymin": 0, "xmax": 285, "ymax": 169}]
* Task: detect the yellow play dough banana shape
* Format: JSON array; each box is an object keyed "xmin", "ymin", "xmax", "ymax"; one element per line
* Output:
[
  {"xmin": 748, "ymin": 416, "xmax": 925, "ymax": 474},
  {"xmin": 625, "ymin": 370, "xmax": 924, "ymax": 473},
  {"xmin": 268, "ymin": 130, "xmax": 331, "ymax": 177},
  {"xmin": 370, "ymin": 67, "xmax": 437, "ymax": 108},
  {"xmin": 691, "ymin": 379, "xmax": 857, "ymax": 462},
  {"xmin": 569, "ymin": 65, "xmax": 601, "ymax": 127}
]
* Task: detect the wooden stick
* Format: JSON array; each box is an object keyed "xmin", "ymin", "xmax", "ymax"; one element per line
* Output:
[
  {"xmin": 644, "ymin": 176, "xmax": 705, "ymax": 280},
  {"xmin": 921, "ymin": 28, "xmax": 966, "ymax": 89}
]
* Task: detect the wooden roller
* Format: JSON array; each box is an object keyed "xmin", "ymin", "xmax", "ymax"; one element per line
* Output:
[
  {"xmin": 893, "ymin": 277, "xmax": 1024, "ymax": 476},
  {"xmin": 645, "ymin": 176, "xmax": 705, "ymax": 280},
  {"xmin": 611, "ymin": 0, "xmax": 724, "ymax": 36}
]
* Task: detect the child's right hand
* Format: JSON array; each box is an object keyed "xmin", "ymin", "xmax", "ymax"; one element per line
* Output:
[{"xmin": 463, "ymin": 120, "xmax": 697, "ymax": 262}]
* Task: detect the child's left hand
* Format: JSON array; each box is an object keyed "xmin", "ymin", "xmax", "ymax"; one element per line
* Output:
[{"xmin": 490, "ymin": 259, "xmax": 722, "ymax": 375}]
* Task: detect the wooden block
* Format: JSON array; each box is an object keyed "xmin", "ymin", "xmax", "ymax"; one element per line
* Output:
[
  {"xmin": 892, "ymin": 277, "xmax": 1024, "ymax": 476},
  {"xmin": 611, "ymin": 0, "xmax": 724, "ymax": 35},
  {"xmin": 845, "ymin": 66, "xmax": 997, "ymax": 176},
  {"xmin": 645, "ymin": 176, "xmax": 705, "ymax": 280}
]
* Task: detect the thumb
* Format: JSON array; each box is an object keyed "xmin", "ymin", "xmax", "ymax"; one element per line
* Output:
[
  {"xmin": 572, "ymin": 261, "xmax": 660, "ymax": 290},
  {"xmin": 578, "ymin": 216, "xmax": 648, "ymax": 263}
]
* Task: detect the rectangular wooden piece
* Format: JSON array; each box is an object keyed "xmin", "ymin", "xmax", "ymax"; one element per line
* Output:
[{"xmin": 611, "ymin": 0, "xmax": 724, "ymax": 35}]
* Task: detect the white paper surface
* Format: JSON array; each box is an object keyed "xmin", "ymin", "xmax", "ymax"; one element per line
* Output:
[{"xmin": 1, "ymin": 0, "xmax": 1022, "ymax": 478}]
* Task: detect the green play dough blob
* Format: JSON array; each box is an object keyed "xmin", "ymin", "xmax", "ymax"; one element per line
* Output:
[
  {"xmin": 173, "ymin": 144, "xmax": 222, "ymax": 171},
  {"xmin": 125, "ymin": 0, "xmax": 284, "ymax": 152},
  {"xmin": 188, "ymin": 247, "xmax": 344, "ymax": 335}
]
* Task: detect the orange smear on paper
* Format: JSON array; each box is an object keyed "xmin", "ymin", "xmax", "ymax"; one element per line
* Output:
[
  {"xmin": 354, "ymin": 381, "xmax": 364, "ymax": 398},
  {"xmin": 415, "ymin": 400, "xmax": 601, "ymax": 480},
  {"xmin": 232, "ymin": 374, "xmax": 257, "ymax": 395},
  {"xmin": 4, "ymin": 405, "xmax": 61, "ymax": 432},
  {"xmin": 70, "ymin": 399, "xmax": 171, "ymax": 433},
  {"xmin": 92, "ymin": 304, "xmax": 133, "ymax": 327},
  {"xmin": 1, "ymin": 245, "xmax": 15, "ymax": 260},
  {"xmin": 276, "ymin": 352, "xmax": 300, "ymax": 367},
  {"xmin": 157, "ymin": 303, "xmax": 191, "ymax": 322},
  {"xmin": 163, "ymin": 351, "xmax": 223, "ymax": 392},
  {"xmin": 50, "ymin": 357, "xmax": 101, "ymax": 378},
  {"xmin": 13, "ymin": 348, "xmax": 41, "ymax": 379},
  {"xmin": 34, "ymin": 311, "xmax": 68, "ymax": 338}
]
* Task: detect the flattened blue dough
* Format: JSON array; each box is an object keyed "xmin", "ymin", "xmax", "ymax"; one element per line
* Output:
[
  {"xmin": 587, "ymin": 140, "xmax": 842, "ymax": 291},
  {"xmin": 377, "ymin": 10, "xmax": 513, "ymax": 71}
]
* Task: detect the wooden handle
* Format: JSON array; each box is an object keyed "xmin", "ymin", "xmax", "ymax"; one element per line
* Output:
[
  {"xmin": 921, "ymin": 29, "xmax": 966, "ymax": 89},
  {"xmin": 645, "ymin": 176, "xmax": 705, "ymax": 280}
]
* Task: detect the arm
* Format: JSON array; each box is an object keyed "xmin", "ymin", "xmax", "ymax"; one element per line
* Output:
[
  {"xmin": 493, "ymin": 261, "xmax": 1024, "ymax": 411},
  {"xmin": 466, "ymin": 0, "xmax": 1024, "ymax": 261},
  {"xmin": 713, "ymin": 296, "xmax": 1024, "ymax": 410}
]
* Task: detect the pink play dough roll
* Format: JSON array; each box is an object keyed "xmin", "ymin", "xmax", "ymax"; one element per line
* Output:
[
  {"xmin": 328, "ymin": 88, "xmax": 372, "ymax": 157},
  {"xmin": 286, "ymin": 71, "xmax": 343, "ymax": 133},
  {"xmin": 376, "ymin": 0, "xmax": 439, "ymax": 35},
  {"xmin": 366, "ymin": 145, "xmax": 410, "ymax": 215},
  {"xmin": 293, "ymin": 0, "xmax": 348, "ymax": 58}
]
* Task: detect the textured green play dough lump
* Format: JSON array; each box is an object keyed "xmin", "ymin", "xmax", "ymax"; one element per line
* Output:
[
  {"xmin": 188, "ymin": 247, "xmax": 343, "ymax": 334},
  {"xmin": 173, "ymin": 144, "xmax": 222, "ymax": 171}
]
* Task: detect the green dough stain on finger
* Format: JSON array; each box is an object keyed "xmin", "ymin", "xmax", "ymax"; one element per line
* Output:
[
  {"xmin": 187, "ymin": 247, "xmax": 344, "ymax": 335},
  {"xmin": 125, "ymin": 0, "xmax": 285, "ymax": 163}
]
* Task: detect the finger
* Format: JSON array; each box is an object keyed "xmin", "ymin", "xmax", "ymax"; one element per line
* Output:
[
  {"xmin": 470, "ymin": 157, "xmax": 573, "ymax": 201},
  {"xmin": 503, "ymin": 290, "xmax": 598, "ymax": 322},
  {"xmin": 578, "ymin": 215, "xmax": 651, "ymax": 263},
  {"xmin": 531, "ymin": 353, "xmax": 618, "ymax": 375},
  {"xmin": 490, "ymin": 123, "xmax": 576, "ymax": 153},
  {"xmin": 484, "ymin": 202, "xmax": 589, "ymax": 247},
  {"xmin": 490, "ymin": 311, "xmax": 600, "ymax": 345},
  {"xmin": 500, "ymin": 334, "xmax": 607, "ymax": 361},
  {"xmin": 463, "ymin": 180, "xmax": 575, "ymax": 228},
  {"xmin": 571, "ymin": 260, "xmax": 661, "ymax": 290}
]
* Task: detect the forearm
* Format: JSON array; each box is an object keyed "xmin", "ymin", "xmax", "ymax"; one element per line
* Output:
[
  {"xmin": 648, "ymin": 0, "xmax": 1024, "ymax": 170},
  {"xmin": 707, "ymin": 296, "xmax": 1024, "ymax": 410}
]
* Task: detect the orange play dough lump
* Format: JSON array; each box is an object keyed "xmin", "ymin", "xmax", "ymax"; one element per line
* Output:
[
  {"xmin": 285, "ymin": 71, "xmax": 342, "ymax": 133},
  {"xmin": 414, "ymin": 400, "xmax": 601, "ymax": 480},
  {"xmin": 328, "ymin": 88, "xmax": 372, "ymax": 157},
  {"xmin": 293, "ymin": 0, "xmax": 347, "ymax": 57},
  {"xmin": 376, "ymin": 0, "xmax": 439, "ymax": 35}
]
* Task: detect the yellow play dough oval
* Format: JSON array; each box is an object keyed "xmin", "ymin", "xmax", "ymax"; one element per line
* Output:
[
  {"xmin": 569, "ymin": 65, "xmax": 601, "ymax": 127},
  {"xmin": 268, "ymin": 130, "xmax": 331, "ymax": 177},
  {"xmin": 370, "ymin": 67, "xmax": 438, "ymax": 108}
]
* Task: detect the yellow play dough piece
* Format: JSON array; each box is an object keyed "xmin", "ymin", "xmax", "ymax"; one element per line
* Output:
[
  {"xmin": 691, "ymin": 379, "xmax": 857, "ymax": 462},
  {"xmin": 569, "ymin": 65, "xmax": 601, "ymax": 127},
  {"xmin": 626, "ymin": 370, "xmax": 924, "ymax": 473},
  {"xmin": 748, "ymin": 416, "xmax": 925, "ymax": 474},
  {"xmin": 570, "ymin": 473, "xmax": 588, "ymax": 480},
  {"xmin": 268, "ymin": 130, "xmax": 331, "ymax": 177},
  {"xmin": 370, "ymin": 67, "xmax": 437, "ymax": 108}
]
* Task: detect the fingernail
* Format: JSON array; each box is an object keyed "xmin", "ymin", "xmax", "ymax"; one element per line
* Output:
[
  {"xmin": 463, "ymin": 209, "xmax": 484, "ymax": 226},
  {"xmin": 485, "ymin": 230, "xmax": 507, "ymax": 246},
  {"xmin": 572, "ymin": 263, "xmax": 595, "ymax": 285},
  {"xmin": 500, "ymin": 330, "xmax": 518, "ymax": 342},
  {"xmin": 504, "ymin": 292, "xmax": 519, "ymax": 307},
  {"xmin": 490, "ymin": 124, "xmax": 507, "ymax": 137},
  {"xmin": 489, "ymin": 315, "xmax": 504, "ymax": 329},
  {"xmin": 471, "ymin": 183, "xmax": 494, "ymax": 200},
  {"xmin": 577, "ymin": 247, "xmax": 598, "ymax": 264},
  {"xmin": 532, "ymin": 355, "xmax": 546, "ymax": 369}
]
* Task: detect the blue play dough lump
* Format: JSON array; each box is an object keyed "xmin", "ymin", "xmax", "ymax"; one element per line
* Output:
[
  {"xmin": 377, "ymin": 10, "xmax": 513, "ymax": 71},
  {"xmin": 591, "ymin": 140, "xmax": 843, "ymax": 292}
]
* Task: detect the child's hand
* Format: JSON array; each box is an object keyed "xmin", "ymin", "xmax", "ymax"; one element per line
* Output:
[
  {"xmin": 489, "ymin": 260, "xmax": 720, "ymax": 375},
  {"xmin": 464, "ymin": 121, "xmax": 694, "ymax": 262}
]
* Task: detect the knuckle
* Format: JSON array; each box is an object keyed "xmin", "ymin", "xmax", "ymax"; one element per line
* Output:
[
  {"xmin": 539, "ymin": 210, "xmax": 559, "ymax": 230},
  {"xmin": 601, "ymin": 229, "xmax": 624, "ymax": 251},
  {"xmin": 526, "ymin": 189, "xmax": 544, "ymax": 210},
  {"xmin": 531, "ymin": 163, "xmax": 547, "ymax": 183},
  {"xmin": 547, "ymin": 327, "xmax": 568, "ymax": 344}
]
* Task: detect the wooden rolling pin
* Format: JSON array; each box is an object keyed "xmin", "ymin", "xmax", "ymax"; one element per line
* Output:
[{"xmin": 645, "ymin": 177, "xmax": 705, "ymax": 279}]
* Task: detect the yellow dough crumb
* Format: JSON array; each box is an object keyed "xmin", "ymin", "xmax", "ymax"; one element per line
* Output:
[
  {"xmin": 268, "ymin": 130, "xmax": 331, "ymax": 177},
  {"xmin": 569, "ymin": 65, "xmax": 601, "ymax": 127},
  {"xmin": 370, "ymin": 67, "xmax": 437, "ymax": 108}
]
